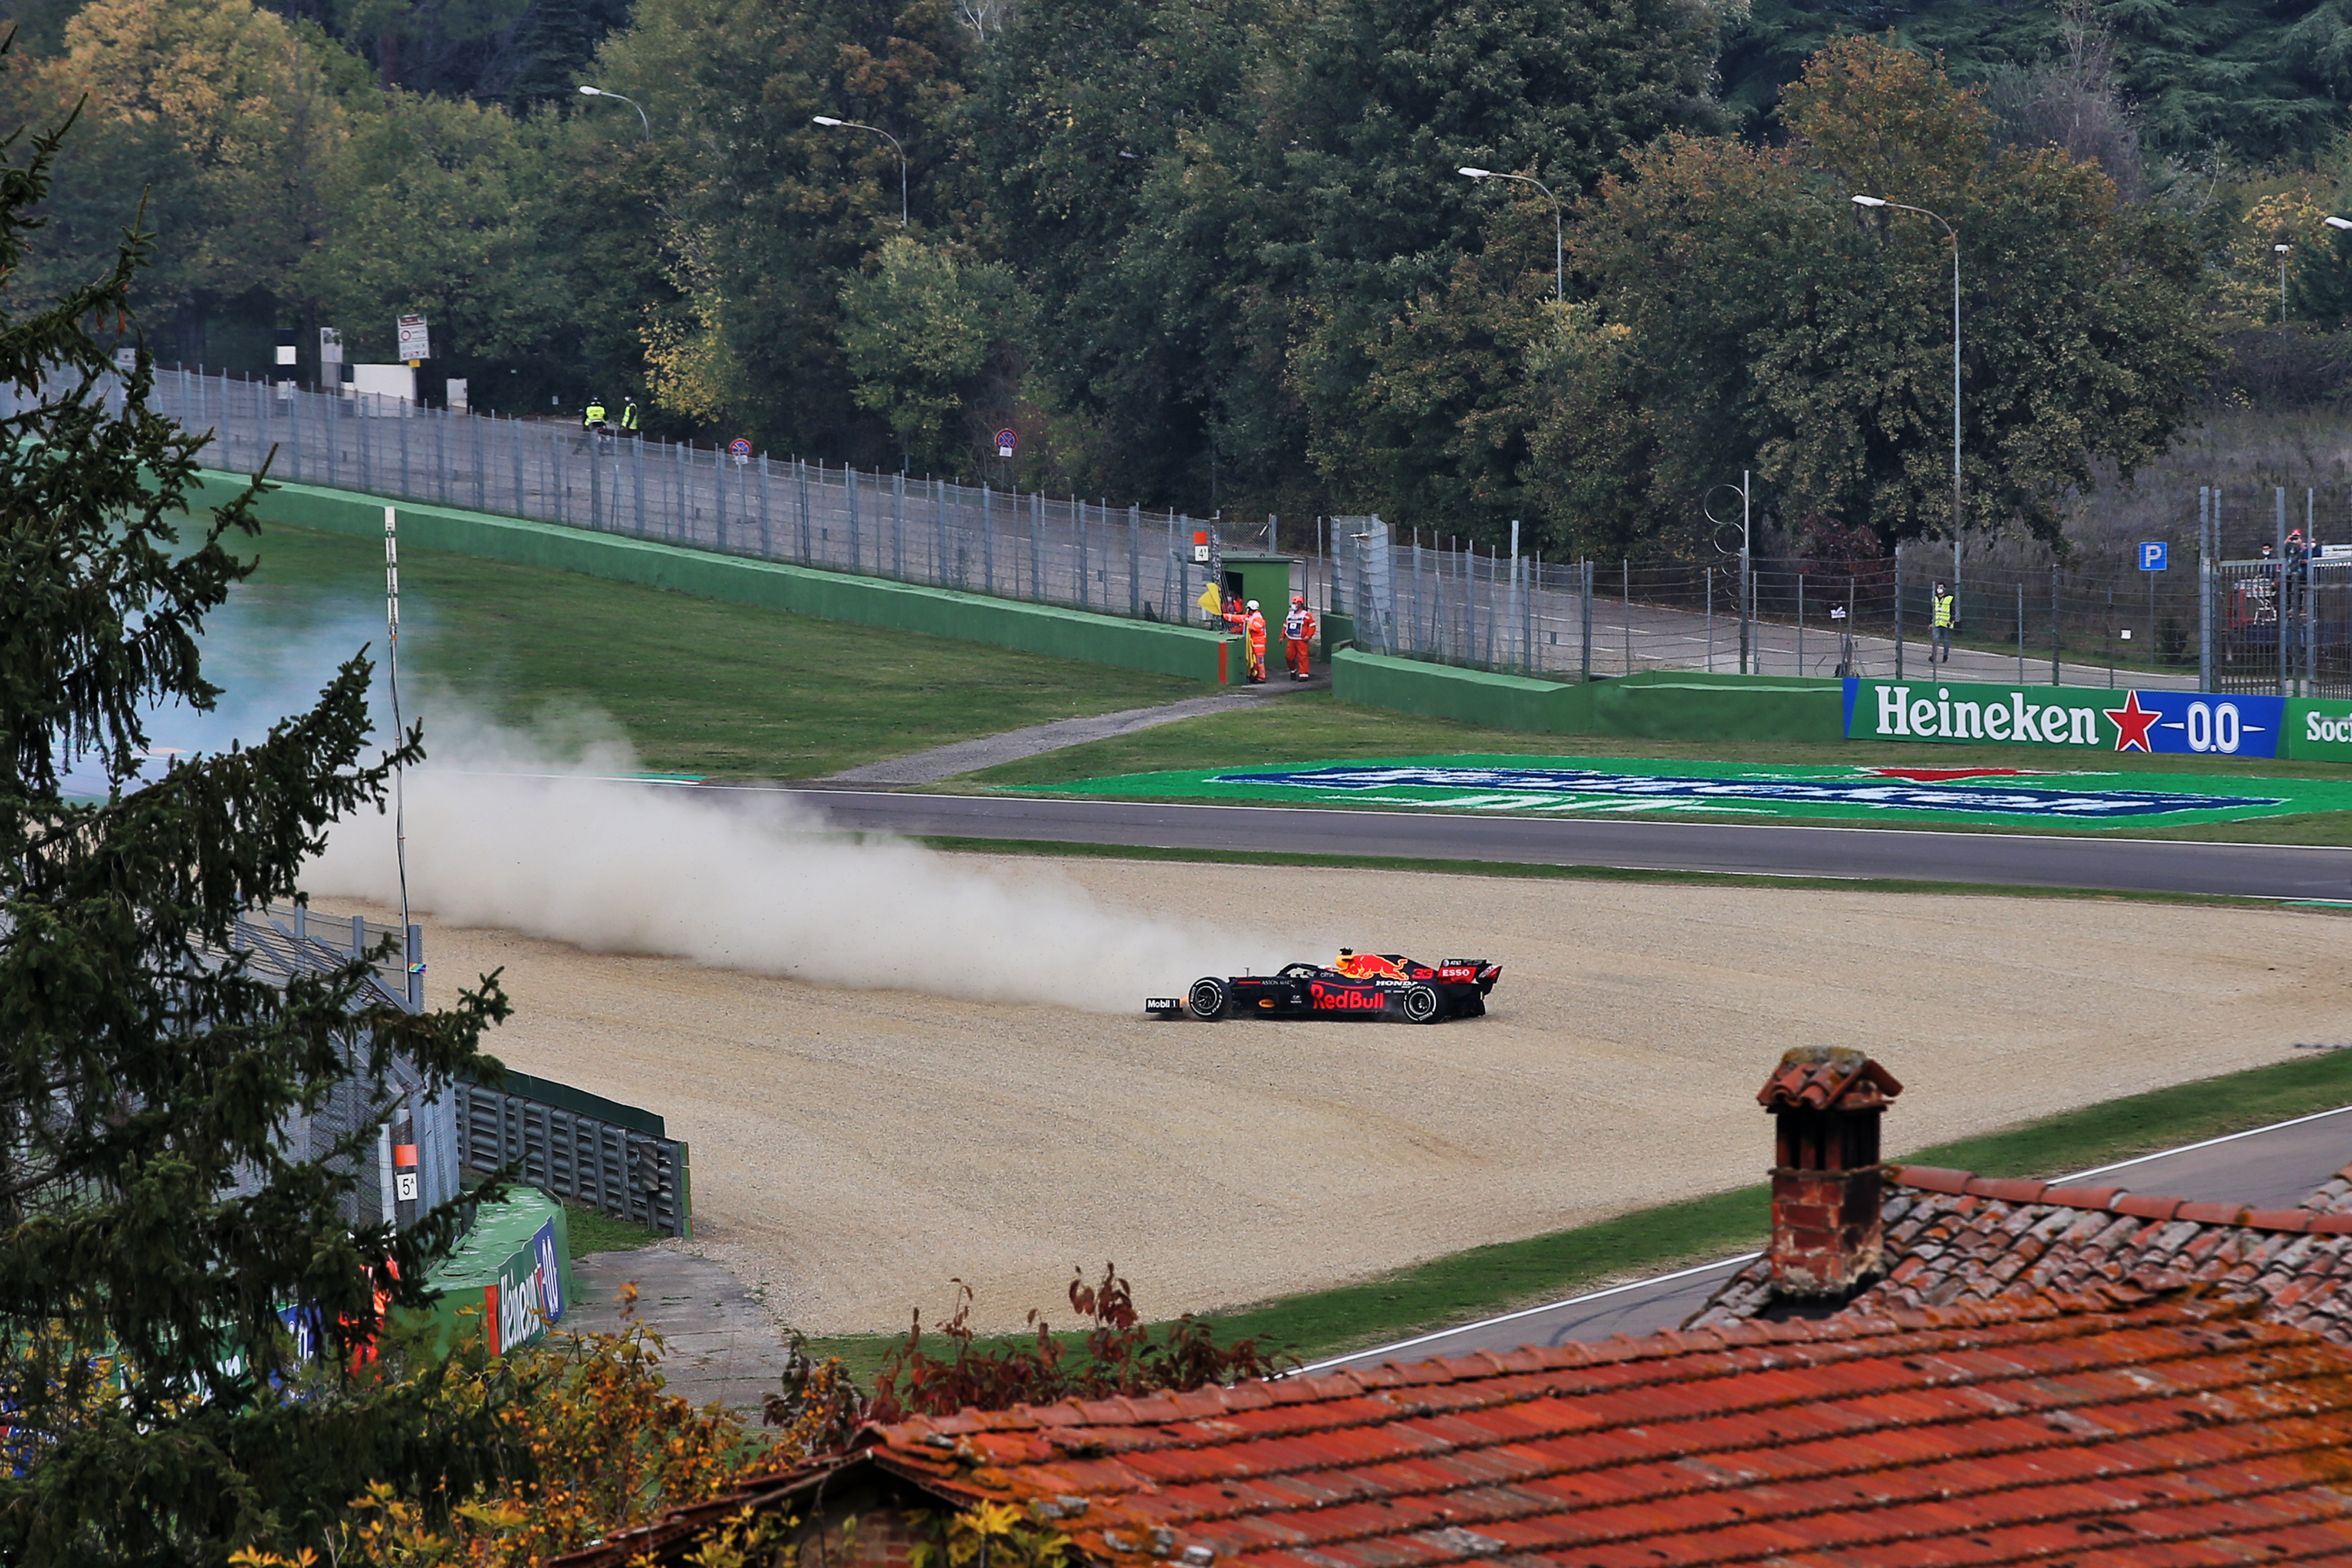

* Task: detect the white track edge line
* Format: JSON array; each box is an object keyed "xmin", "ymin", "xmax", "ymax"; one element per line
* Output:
[{"xmin": 1298, "ymin": 1099, "xmax": 2352, "ymax": 1373}]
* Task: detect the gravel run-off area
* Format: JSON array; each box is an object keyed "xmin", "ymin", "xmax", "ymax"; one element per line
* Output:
[{"xmin": 377, "ymin": 858, "xmax": 2347, "ymax": 1336}]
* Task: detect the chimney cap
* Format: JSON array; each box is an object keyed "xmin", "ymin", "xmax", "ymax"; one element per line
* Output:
[{"xmin": 1759, "ymin": 1046, "xmax": 1903, "ymax": 1111}]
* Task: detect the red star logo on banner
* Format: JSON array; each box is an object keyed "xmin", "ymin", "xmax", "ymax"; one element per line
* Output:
[{"xmin": 2104, "ymin": 691, "xmax": 2161, "ymax": 753}]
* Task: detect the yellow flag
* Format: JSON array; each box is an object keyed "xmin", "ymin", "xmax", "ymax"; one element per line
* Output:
[{"xmin": 1197, "ymin": 581, "xmax": 1222, "ymax": 616}]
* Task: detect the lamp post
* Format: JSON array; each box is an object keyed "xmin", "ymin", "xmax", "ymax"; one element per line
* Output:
[
  {"xmin": 2276, "ymin": 242, "xmax": 2293, "ymax": 324},
  {"xmin": 1459, "ymin": 167, "xmax": 1561, "ymax": 302},
  {"xmin": 576, "ymin": 84, "xmax": 649, "ymax": 139},
  {"xmin": 813, "ymin": 116, "xmax": 908, "ymax": 227},
  {"xmin": 1854, "ymin": 194, "xmax": 1963, "ymax": 597}
]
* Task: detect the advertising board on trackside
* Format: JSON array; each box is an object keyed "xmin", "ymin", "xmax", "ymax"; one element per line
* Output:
[{"xmin": 1843, "ymin": 678, "xmax": 2286, "ymax": 759}]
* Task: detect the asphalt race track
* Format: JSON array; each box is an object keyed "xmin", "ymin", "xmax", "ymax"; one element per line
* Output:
[{"xmin": 748, "ymin": 788, "xmax": 2352, "ymax": 901}]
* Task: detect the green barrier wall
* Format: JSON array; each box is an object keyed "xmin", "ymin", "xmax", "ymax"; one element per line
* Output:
[
  {"xmin": 195, "ymin": 471, "xmax": 1243, "ymax": 685},
  {"xmin": 414, "ymin": 1186, "xmax": 570, "ymax": 1357},
  {"xmin": 1331, "ymin": 648, "xmax": 1846, "ymax": 741},
  {"xmin": 2288, "ymin": 698, "xmax": 2352, "ymax": 762}
]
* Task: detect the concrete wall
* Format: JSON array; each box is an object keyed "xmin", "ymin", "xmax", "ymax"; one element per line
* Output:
[
  {"xmin": 200, "ymin": 471, "xmax": 1242, "ymax": 685},
  {"xmin": 1331, "ymin": 648, "xmax": 1846, "ymax": 741}
]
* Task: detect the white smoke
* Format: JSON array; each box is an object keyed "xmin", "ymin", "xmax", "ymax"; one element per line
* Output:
[{"xmin": 302, "ymin": 714, "xmax": 1279, "ymax": 1012}]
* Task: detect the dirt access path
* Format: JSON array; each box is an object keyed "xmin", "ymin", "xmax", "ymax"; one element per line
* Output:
[{"xmin": 384, "ymin": 859, "xmax": 2345, "ymax": 1336}]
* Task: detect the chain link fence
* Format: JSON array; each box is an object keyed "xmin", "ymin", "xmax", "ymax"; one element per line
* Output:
[
  {"xmin": 54, "ymin": 365, "xmax": 2352, "ymax": 697},
  {"xmin": 88, "ymin": 367, "xmax": 1264, "ymax": 628}
]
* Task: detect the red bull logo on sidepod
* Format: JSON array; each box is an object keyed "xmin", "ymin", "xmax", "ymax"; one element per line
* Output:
[{"xmin": 1310, "ymin": 982, "xmax": 1387, "ymax": 1011}]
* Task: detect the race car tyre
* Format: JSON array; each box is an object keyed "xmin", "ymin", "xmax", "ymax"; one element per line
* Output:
[
  {"xmin": 1187, "ymin": 978, "xmax": 1230, "ymax": 1021},
  {"xmin": 1400, "ymin": 984, "xmax": 1442, "ymax": 1024},
  {"xmin": 1277, "ymin": 963, "xmax": 1322, "ymax": 981}
]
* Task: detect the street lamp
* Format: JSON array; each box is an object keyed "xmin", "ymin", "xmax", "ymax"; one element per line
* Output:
[
  {"xmin": 812, "ymin": 116, "xmax": 908, "ymax": 227},
  {"xmin": 1459, "ymin": 166, "xmax": 1562, "ymax": 302},
  {"xmin": 1854, "ymin": 194, "xmax": 1963, "ymax": 592},
  {"xmin": 577, "ymin": 84, "xmax": 649, "ymax": 139}
]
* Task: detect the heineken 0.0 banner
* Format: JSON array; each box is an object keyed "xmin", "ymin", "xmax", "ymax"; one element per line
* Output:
[{"xmin": 1843, "ymin": 678, "xmax": 2286, "ymax": 758}]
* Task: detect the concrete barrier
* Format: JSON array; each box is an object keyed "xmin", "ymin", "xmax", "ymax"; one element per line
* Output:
[
  {"xmin": 1331, "ymin": 649, "xmax": 1846, "ymax": 741},
  {"xmin": 198, "ymin": 470, "xmax": 1243, "ymax": 685}
]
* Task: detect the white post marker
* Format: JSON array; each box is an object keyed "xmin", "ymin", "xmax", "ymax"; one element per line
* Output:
[{"xmin": 385, "ymin": 507, "xmax": 412, "ymax": 936}]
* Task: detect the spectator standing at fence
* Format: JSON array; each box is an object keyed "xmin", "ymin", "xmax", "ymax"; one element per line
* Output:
[
  {"xmin": 1930, "ymin": 581, "xmax": 1956, "ymax": 664},
  {"xmin": 1244, "ymin": 599, "xmax": 1269, "ymax": 683},
  {"xmin": 1284, "ymin": 593, "xmax": 1318, "ymax": 680}
]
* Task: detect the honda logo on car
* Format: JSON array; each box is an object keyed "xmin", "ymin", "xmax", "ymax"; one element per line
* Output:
[{"xmin": 1842, "ymin": 678, "xmax": 2283, "ymax": 758}]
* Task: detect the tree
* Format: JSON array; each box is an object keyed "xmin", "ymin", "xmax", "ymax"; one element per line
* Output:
[
  {"xmin": 839, "ymin": 235, "xmax": 1021, "ymax": 475},
  {"xmin": 1561, "ymin": 34, "xmax": 2213, "ymax": 553},
  {"xmin": 593, "ymin": 0, "xmax": 982, "ymax": 460},
  {"xmin": 297, "ymin": 87, "xmax": 580, "ymax": 410},
  {"xmin": 19, "ymin": 0, "xmax": 363, "ymax": 328},
  {"xmin": 979, "ymin": 0, "xmax": 1726, "ymax": 517},
  {"xmin": 0, "ymin": 84, "xmax": 514, "ymax": 1560}
]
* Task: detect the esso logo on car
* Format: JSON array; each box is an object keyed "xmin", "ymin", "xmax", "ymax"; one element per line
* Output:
[{"xmin": 1438, "ymin": 966, "xmax": 1477, "ymax": 981}]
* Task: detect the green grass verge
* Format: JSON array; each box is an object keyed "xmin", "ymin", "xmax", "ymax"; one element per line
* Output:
[
  {"xmin": 940, "ymin": 694, "xmax": 2352, "ymax": 845},
  {"xmin": 229, "ymin": 521, "xmax": 1213, "ymax": 780},
  {"xmin": 564, "ymin": 1203, "xmax": 665, "ymax": 1255},
  {"xmin": 795, "ymin": 1046, "xmax": 2352, "ymax": 1380}
]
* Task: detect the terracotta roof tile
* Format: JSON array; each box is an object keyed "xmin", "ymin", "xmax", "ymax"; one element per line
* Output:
[
  {"xmin": 561, "ymin": 1295, "xmax": 2352, "ymax": 1568},
  {"xmin": 1756, "ymin": 1045, "xmax": 1904, "ymax": 1111}
]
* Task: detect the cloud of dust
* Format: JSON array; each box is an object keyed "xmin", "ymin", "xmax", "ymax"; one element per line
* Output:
[{"xmin": 302, "ymin": 714, "xmax": 1290, "ymax": 1013}]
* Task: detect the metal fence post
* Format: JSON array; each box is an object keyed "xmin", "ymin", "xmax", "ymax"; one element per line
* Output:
[
  {"xmin": 2017, "ymin": 581, "xmax": 2026, "ymax": 684},
  {"xmin": 848, "ymin": 465, "xmax": 861, "ymax": 572},
  {"xmin": 1031, "ymin": 490, "xmax": 1043, "ymax": 601},
  {"xmin": 2278, "ymin": 486, "xmax": 2290, "ymax": 697},
  {"xmin": 797, "ymin": 459, "xmax": 811, "ymax": 560},
  {"xmin": 2050, "ymin": 564, "xmax": 2060, "ymax": 685},
  {"xmin": 1580, "ymin": 560, "xmax": 1593, "ymax": 679},
  {"xmin": 758, "ymin": 453, "xmax": 771, "ymax": 556},
  {"xmin": 2198, "ymin": 486, "xmax": 2213, "ymax": 693},
  {"xmin": 589, "ymin": 425, "xmax": 604, "ymax": 529},
  {"xmin": 398, "ymin": 397, "xmax": 410, "ymax": 497},
  {"xmin": 1893, "ymin": 543, "xmax": 1904, "ymax": 682},
  {"xmin": 893, "ymin": 471, "xmax": 906, "ymax": 580},
  {"xmin": 510, "ymin": 416, "xmax": 523, "ymax": 515},
  {"xmin": 1129, "ymin": 505, "xmax": 1140, "ymax": 617},
  {"xmin": 982, "ymin": 483, "xmax": 995, "ymax": 593}
]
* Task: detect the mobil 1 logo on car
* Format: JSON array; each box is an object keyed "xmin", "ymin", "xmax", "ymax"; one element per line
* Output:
[{"xmin": 1843, "ymin": 678, "xmax": 2284, "ymax": 757}]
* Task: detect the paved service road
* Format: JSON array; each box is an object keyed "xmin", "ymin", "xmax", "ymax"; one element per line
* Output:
[
  {"xmin": 749, "ymin": 789, "xmax": 2352, "ymax": 901},
  {"xmin": 1305, "ymin": 1104, "xmax": 2352, "ymax": 1371}
]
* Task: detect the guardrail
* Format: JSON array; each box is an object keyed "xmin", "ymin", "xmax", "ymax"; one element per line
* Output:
[{"xmin": 455, "ymin": 1070, "xmax": 691, "ymax": 1238}]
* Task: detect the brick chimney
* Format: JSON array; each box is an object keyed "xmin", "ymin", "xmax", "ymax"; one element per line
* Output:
[{"xmin": 1759, "ymin": 1046, "xmax": 1904, "ymax": 1298}]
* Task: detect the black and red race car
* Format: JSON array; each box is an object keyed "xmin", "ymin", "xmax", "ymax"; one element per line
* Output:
[{"xmin": 1146, "ymin": 950, "xmax": 1501, "ymax": 1024}]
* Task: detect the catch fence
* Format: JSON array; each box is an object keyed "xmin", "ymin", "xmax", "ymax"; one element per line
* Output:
[
  {"xmin": 96, "ymin": 367, "xmax": 1255, "ymax": 630},
  {"xmin": 58, "ymin": 365, "xmax": 2352, "ymax": 697}
]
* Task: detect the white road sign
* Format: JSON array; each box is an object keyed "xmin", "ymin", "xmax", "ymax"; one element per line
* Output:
[{"xmin": 396, "ymin": 314, "xmax": 431, "ymax": 361}]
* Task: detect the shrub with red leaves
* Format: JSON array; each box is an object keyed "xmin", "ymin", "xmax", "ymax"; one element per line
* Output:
[{"xmin": 767, "ymin": 1264, "xmax": 1293, "ymax": 1446}]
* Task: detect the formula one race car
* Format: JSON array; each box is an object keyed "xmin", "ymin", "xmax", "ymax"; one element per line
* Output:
[{"xmin": 1146, "ymin": 950, "xmax": 1501, "ymax": 1024}]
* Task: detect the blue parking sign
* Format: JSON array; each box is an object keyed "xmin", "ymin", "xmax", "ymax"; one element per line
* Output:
[{"xmin": 2139, "ymin": 541, "xmax": 2168, "ymax": 571}]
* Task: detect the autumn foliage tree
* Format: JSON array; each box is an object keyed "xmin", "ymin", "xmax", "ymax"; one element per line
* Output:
[{"xmin": 1554, "ymin": 34, "xmax": 2213, "ymax": 554}]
